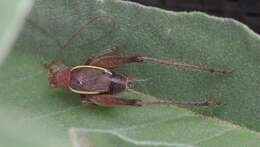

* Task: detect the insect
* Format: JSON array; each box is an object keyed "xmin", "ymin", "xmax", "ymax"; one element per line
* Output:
[{"xmin": 46, "ymin": 17, "xmax": 231, "ymax": 107}]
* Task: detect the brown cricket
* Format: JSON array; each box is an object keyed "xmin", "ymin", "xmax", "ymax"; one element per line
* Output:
[{"xmin": 46, "ymin": 17, "xmax": 231, "ymax": 107}]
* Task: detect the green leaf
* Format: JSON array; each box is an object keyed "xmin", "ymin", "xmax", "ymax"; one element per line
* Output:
[
  {"xmin": 1, "ymin": 0, "xmax": 260, "ymax": 147},
  {"xmin": 0, "ymin": 0, "xmax": 33, "ymax": 65}
]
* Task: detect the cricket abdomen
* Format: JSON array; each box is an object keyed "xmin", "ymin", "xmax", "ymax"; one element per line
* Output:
[
  {"xmin": 68, "ymin": 65, "xmax": 130, "ymax": 95},
  {"xmin": 108, "ymin": 73, "xmax": 129, "ymax": 94}
]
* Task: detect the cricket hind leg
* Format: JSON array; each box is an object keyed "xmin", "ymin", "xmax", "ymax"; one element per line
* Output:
[
  {"xmin": 88, "ymin": 55, "xmax": 231, "ymax": 74},
  {"xmin": 88, "ymin": 95, "xmax": 142, "ymax": 107},
  {"xmin": 136, "ymin": 56, "xmax": 232, "ymax": 75},
  {"xmin": 87, "ymin": 94, "xmax": 223, "ymax": 107},
  {"xmin": 80, "ymin": 94, "xmax": 142, "ymax": 107},
  {"xmin": 84, "ymin": 47, "xmax": 123, "ymax": 64},
  {"xmin": 89, "ymin": 56, "xmax": 142, "ymax": 69}
]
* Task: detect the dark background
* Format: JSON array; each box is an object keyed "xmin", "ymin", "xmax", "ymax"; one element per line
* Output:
[{"xmin": 128, "ymin": 0, "xmax": 260, "ymax": 34}]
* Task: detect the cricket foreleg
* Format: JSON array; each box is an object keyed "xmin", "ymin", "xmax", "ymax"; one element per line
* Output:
[{"xmin": 88, "ymin": 94, "xmax": 222, "ymax": 108}]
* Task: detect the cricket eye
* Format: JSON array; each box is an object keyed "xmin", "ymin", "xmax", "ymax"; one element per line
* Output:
[
  {"xmin": 48, "ymin": 73, "xmax": 57, "ymax": 88},
  {"xmin": 127, "ymin": 81, "xmax": 134, "ymax": 89}
]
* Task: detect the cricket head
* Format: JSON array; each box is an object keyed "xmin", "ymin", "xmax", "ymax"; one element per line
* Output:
[{"xmin": 46, "ymin": 59, "xmax": 70, "ymax": 91}]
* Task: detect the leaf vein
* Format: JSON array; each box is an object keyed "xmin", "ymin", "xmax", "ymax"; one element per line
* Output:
[
  {"xmin": 190, "ymin": 128, "xmax": 235, "ymax": 145},
  {"xmin": 69, "ymin": 127, "xmax": 195, "ymax": 147}
]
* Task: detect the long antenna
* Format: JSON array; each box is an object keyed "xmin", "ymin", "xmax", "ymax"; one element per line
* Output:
[
  {"xmin": 28, "ymin": 16, "xmax": 116, "ymax": 69},
  {"xmin": 54, "ymin": 16, "xmax": 116, "ymax": 59},
  {"xmin": 26, "ymin": 18, "xmax": 63, "ymax": 48}
]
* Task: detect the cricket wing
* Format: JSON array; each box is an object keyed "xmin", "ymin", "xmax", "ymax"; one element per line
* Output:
[{"xmin": 69, "ymin": 67, "xmax": 112, "ymax": 94}]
